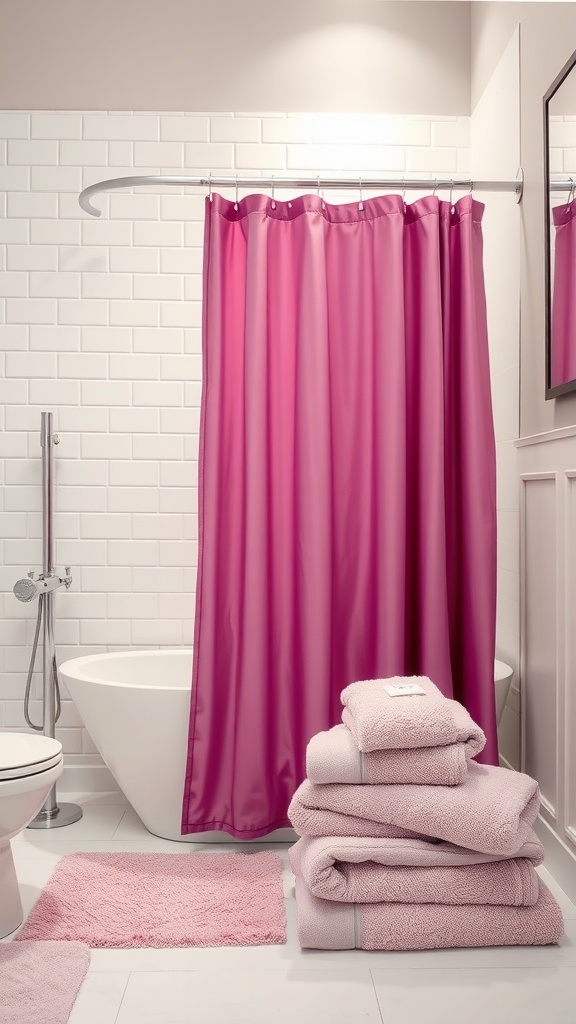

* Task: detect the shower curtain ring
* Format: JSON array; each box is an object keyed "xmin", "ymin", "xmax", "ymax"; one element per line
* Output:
[
  {"xmin": 358, "ymin": 175, "xmax": 364, "ymax": 212},
  {"xmin": 208, "ymin": 173, "xmax": 213, "ymax": 203},
  {"xmin": 570, "ymin": 177, "xmax": 575, "ymax": 205},
  {"xmin": 433, "ymin": 178, "xmax": 438, "ymax": 198},
  {"xmin": 468, "ymin": 179, "xmax": 473, "ymax": 196},
  {"xmin": 270, "ymin": 174, "xmax": 276, "ymax": 210},
  {"xmin": 317, "ymin": 175, "xmax": 325, "ymax": 210},
  {"xmin": 449, "ymin": 179, "xmax": 455, "ymax": 210},
  {"xmin": 402, "ymin": 177, "xmax": 407, "ymax": 211},
  {"xmin": 234, "ymin": 175, "xmax": 239, "ymax": 211}
]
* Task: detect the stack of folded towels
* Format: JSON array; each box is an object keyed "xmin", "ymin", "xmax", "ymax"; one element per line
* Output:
[{"xmin": 287, "ymin": 676, "xmax": 564, "ymax": 950}]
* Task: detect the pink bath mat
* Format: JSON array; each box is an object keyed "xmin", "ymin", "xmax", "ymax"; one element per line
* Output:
[
  {"xmin": 0, "ymin": 940, "xmax": 90, "ymax": 1024},
  {"xmin": 16, "ymin": 851, "xmax": 286, "ymax": 947}
]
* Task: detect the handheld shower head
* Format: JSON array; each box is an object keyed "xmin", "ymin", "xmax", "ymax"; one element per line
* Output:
[{"xmin": 13, "ymin": 577, "xmax": 38, "ymax": 602}]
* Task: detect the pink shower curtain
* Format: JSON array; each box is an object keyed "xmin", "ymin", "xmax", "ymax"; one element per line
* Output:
[{"xmin": 182, "ymin": 191, "xmax": 498, "ymax": 840}]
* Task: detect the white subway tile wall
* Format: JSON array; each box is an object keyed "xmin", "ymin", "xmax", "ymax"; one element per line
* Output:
[{"xmin": 0, "ymin": 110, "xmax": 469, "ymax": 761}]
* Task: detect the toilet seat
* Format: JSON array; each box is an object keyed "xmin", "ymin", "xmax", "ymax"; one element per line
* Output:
[{"xmin": 0, "ymin": 733, "xmax": 63, "ymax": 782}]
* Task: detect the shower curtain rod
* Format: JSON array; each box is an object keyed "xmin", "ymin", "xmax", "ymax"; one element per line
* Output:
[
  {"xmin": 551, "ymin": 177, "xmax": 576, "ymax": 192},
  {"xmin": 78, "ymin": 170, "xmax": 525, "ymax": 216}
]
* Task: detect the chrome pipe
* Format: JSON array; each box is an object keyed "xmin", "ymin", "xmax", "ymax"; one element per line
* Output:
[
  {"xmin": 40, "ymin": 413, "xmax": 57, "ymax": 744},
  {"xmin": 40, "ymin": 591, "xmax": 58, "ymax": 817},
  {"xmin": 28, "ymin": 412, "xmax": 82, "ymax": 829},
  {"xmin": 33, "ymin": 414, "xmax": 60, "ymax": 820},
  {"xmin": 40, "ymin": 411, "xmax": 54, "ymax": 576},
  {"xmin": 40, "ymin": 413, "xmax": 58, "ymax": 813}
]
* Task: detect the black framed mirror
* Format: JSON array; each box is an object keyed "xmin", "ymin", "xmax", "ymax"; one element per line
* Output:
[{"xmin": 544, "ymin": 48, "xmax": 576, "ymax": 399}]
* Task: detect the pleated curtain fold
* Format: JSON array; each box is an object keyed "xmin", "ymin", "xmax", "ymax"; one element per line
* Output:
[{"xmin": 182, "ymin": 191, "xmax": 498, "ymax": 840}]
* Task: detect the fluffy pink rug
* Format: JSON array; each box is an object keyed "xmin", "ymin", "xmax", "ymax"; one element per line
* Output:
[
  {"xmin": 0, "ymin": 941, "xmax": 90, "ymax": 1024},
  {"xmin": 16, "ymin": 851, "xmax": 286, "ymax": 948}
]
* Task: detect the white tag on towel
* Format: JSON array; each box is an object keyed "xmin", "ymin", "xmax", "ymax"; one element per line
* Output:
[{"xmin": 384, "ymin": 682, "xmax": 427, "ymax": 697}]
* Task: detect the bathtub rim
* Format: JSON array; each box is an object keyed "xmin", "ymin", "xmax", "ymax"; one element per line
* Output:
[
  {"xmin": 61, "ymin": 650, "xmax": 513, "ymax": 689},
  {"xmin": 58, "ymin": 648, "xmax": 193, "ymax": 691},
  {"xmin": 494, "ymin": 657, "xmax": 514, "ymax": 684}
]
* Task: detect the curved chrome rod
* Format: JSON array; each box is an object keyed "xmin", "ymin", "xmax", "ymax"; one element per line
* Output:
[{"xmin": 79, "ymin": 172, "xmax": 525, "ymax": 216}]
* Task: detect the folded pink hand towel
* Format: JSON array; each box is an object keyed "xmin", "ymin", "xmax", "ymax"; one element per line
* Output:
[
  {"xmin": 294, "ymin": 876, "xmax": 564, "ymax": 950},
  {"xmin": 307, "ymin": 723, "xmax": 477, "ymax": 786},
  {"xmin": 288, "ymin": 762, "xmax": 540, "ymax": 855},
  {"xmin": 340, "ymin": 677, "xmax": 485, "ymax": 753},
  {"xmin": 289, "ymin": 835, "xmax": 544, "ymax": 905}
]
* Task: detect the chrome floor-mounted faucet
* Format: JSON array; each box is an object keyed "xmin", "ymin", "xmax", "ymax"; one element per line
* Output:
[{"xmin": 12, "ymin": 412, "xmax": 82, "ymax": 828}]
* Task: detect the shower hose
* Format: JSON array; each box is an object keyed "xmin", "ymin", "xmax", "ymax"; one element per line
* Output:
[{"xmin": 24, "ymin": 591, "xmax": 61, "ymax": 731}]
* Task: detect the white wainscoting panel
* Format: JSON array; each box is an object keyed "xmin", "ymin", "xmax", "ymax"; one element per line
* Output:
[
  {"xmin": 566, "ymin": 473, "xmax": 576, "ymax": 848},
  {"xmin": 522, "ymin": 473, "xmax": 557, "ymax": 821},
  {"xmin": 518, "ymin": 428, "xmax": 576, "ymax": 884}
]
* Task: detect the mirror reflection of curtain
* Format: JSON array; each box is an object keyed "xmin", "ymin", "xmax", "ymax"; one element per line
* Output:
[{"xmin": 552, "ymin": 201, "xmax": 576, "ymax": 387}]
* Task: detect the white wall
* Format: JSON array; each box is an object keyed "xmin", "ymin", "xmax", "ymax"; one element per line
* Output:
[
  {"xmin": 0, "ymin": 110, "xmax": 470, "ymax": 764},
  {"xmin": 472, "ymin": 2, "xmax": 576, "ymax": 435},
  {"xmin": 0, "ymin": 1, "xmax": 470, "ymax": 115},
  {"xmin": 470, "ymin": 27, "xmax": 521, "ymax": 768}
]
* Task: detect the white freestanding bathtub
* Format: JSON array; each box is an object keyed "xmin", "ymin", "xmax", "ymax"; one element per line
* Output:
[
  {"xmin": 59, "ymin": 650, "xmax": 195, "ymax": 841},
  {"xmin": 59, "ymin": 649, "xmax": 295, "ymax": 843}
]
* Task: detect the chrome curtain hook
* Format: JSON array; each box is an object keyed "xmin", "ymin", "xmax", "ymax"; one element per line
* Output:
[
  {"xmin": 317, "ymin": 174, "xmax": 325, "ymax": 210},
  {"xmin": 449, "ymin": 179, "xmax": 454, "ymax": 209},
  {"xmin": 234, "ymin": 175, "xmax": 239, "ymax": 211},
  {"xmin": 402, "ymin": 177, "xmax": 407, "ymax": 211},
  {"xmin": 358, "ymin": 175, "xmax": 364, "ymax": 212},
  {"xmin": 208, "ymin": 173, "xmax": 213, "ymax": 203},
  {"xmin": 570, "ymin": 177, "xmax": 575, "ymax": 204},
  {"xmin": 468, "ymin": 179, "xmax": 473, "ymax": 196},
  {"xmin": 270, "ymin": 174, "xmax": 276, "ymax": 210},
  {"xmin": 432, "ymin": 178, "xmax": 438, "ymax": 198},
  {"xmin": 317, "ymin": 175, "xmax": 326, "ymax": 210}
]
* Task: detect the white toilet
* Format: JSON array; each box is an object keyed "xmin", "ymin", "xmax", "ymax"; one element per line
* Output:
[
  {"xmin": 0, "ymin": 733, "xmax": 63, "ymax": 938},
  {"xmin": 494, "ymin": 659, "xmax": 514, "ymax": 724}
]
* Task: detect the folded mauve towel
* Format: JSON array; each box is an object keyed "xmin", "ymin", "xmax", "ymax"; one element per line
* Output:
[
  {"xmin": 307, "ymin": 723, "xmax": 478, "ymax": 786},
  {"xmin": 293, "ymin": 876, "xmax": 564, "ymax": 950},
  {"xmin": 341, "ymin": 677, "xmax": 485, "ymax": 753},
  {"xmin": 288, "ymin": 762, "xmax": 540, "ymax": 856},
  {"xmin": 289, "ymin": 835, "xmax": 544, "ymax": 905}
]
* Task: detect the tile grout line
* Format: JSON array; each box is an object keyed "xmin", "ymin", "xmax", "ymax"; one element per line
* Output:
[
  {"xmin": 369, "ymin": 968, "xmax": 386, "ymax": 1023},
  {"xmin": 111, "ymin": 971, "xmax": 131, "ymax": 1024}
]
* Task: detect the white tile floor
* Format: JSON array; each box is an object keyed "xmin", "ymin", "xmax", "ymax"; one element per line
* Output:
[{"xmin": 4, "ymin": 791, "xmax": 576, "ymax": 1023}]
